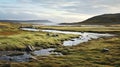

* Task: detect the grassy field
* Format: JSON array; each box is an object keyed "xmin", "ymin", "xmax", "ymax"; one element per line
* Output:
[
  {"xmin": 0, "ymin": 36, "xmax": 119, "ymax": 67},
  {"xmin": 0, "ymin": 23, "xmax": 120, "ymax": 67},
  {"xmin": 37, "ymin": 26, "xmax": 120, "ymax": 33},
  {"xmin": 0, "ymin": 31, "xmax": 78, "ymax": 50},
  {"xmin": 0, "ymin": 22, "xmax": 79, "ymax": 50}
]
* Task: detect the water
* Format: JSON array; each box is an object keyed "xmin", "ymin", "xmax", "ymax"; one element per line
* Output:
[
  {"xmin": 0, "ymin": 52, "xmax": 30, "ymax": 62},
  {"xmin": 0, "ymin": 28, "xmax": 114, "ymax": 62},
  {"xmin": 34, "ymin": 48, "xmax": 62, "ymax": 56},
  {"xmin": 41, "ymin": 29, "xmax": 114, "ymax": 46},
  {"xmin": 0, "ymin": 48, "xmax": 60, "ymax": 62},
  {"xmin": 21, "ymin": 28, "xmax": 114, "ymax": 46},
  {"xmin": 21, "ymin": 28, "xmax": 40, "ymax": 31}
]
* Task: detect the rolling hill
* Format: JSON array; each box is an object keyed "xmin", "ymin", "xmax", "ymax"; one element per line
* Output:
[
  {"xmin": 0, "ymin": 20, "xmax": 54, "ymax": 25},
  {"xmin": 0, "ymin": 20, "xmax": 51, "ymax": 22},
  {"xmin": 60, "ymin": 13, "xmax": 120, "ymax": 25}
]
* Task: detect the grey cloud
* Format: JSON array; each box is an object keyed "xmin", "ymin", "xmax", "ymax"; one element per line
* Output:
[{"xmin": 0, "ymin": 0, "xmax": 120, "ymax": 22}]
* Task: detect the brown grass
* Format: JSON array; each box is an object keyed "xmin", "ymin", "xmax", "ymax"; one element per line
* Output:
[{"xmin": 0, "ymin": 31, "xmax": 20, "ymax": 36}]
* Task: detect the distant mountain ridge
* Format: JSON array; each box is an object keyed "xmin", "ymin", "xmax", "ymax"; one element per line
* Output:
[
  {"xmin": 0, "ymin": 20, "xmax": 51, "ymax": 22},
  {"xmin": 60, "ymin": 13, "xmax": 120, "ymax": 25}
]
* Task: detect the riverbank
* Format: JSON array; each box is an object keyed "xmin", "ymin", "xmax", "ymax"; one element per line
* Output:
[
  {"xmin": 2, "ymin": 23, "xmax": 82, "ymax": 51},
  {"xmin": 0, "ymin": 23, "xmax": 120, "ymax": 67},
  {"xmin": 0, "ymin": 35, "xmax": 119, "ymax": 67},
  {"xmin": 0, "ymin": 30, "xmax": 79, "ymax": 51},
  {"xmin": 37, "ymin": 26, "xmax": 120, "ymax": 34}
]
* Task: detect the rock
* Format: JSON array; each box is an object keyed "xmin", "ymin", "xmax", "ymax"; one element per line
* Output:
[
  {"xmin": 7, "ymin": 52, "xmax": 24, "ymax": 56},
  {"xmin": 29, "ymin": 56, "xmax": 38, "ymax": 61},
  {"xmin": 29, "ymin": 56, "xmax": 36, "ymax": 59},
  {"xmin": 70, "ymin": 39, "xmax": 75, "ymax": 41},
  {"xmin": 52, "ymin": 34, "xmax": 59, "ymax": 37},
  {"xmin": 46, "ymin": 33, "xmax": 59, "ymax": 37},
  {"xmin": 101, "ymin": 48, "xmax": 109, "ymax": 53},
  {"xmin": 25, "ymin": 45, "xmax": 35, "ymax": 52},
  {"xmin": 9, "ymin": 57, "xmax": 13, "ymax": 61},
  {"xmin": 76, "ymin": 36, "xmax": 79, "ymax": 38},
  {"xmin": 46, "ymin": 33, "xmax": 50, "ymax": 36}
]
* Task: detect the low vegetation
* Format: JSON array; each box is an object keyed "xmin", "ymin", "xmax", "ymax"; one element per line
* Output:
[
  {"xmin": 0, "ymin": 22, "xmax": 120, "ymax": 67},
  {"xmin": 0, "ymin": 22, "xmax": 79, "ymax": 50},
  {"xmin": 0, "ymin": 31, "xmax": 78, "ymax": 50},
  {"xmin": 0, "ymin": 36, "xmax": 119, "ymax": 67},
  {"xmin": 37, "ymin": 26, "xmax": 120, "ymax": 34}
]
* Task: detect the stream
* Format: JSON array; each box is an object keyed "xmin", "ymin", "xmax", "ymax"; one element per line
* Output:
[
  {"xmin": 41, "ymin": 29, "xmax": 114, "ymax": 46},
  {"xmin": 0, "ymin": 28, "xmax": 114, "ymax": 62}
]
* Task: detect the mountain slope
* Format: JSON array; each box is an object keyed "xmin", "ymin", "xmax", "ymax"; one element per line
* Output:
[
  {"xmin": 60, "ymin": 13, "xmax": 120, "ymax": 25},
  {"xmin": 79, "ymin": 13, "xmax": 120, "ymax": 25},
  {"xmin": 0, "ymin": 20, "xmax": 53, "ymax": 25},
  {"xmin": 0, "ymin": 20, "xmax": 51, "ymax": 22}
]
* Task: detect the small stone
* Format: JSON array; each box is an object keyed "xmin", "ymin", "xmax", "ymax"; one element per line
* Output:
[
  {"xmin": 25, "ymin": 45, "xmax": 35, "ymax": 52},
  {"xmin": 101, "ymin": 48, "xmax": 109, "ymax": 53}
]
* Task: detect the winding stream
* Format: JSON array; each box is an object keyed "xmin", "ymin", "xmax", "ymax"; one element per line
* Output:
[
  {"xmin": 41, "ymin": 29, "xmax": 113, "ymax": 46},
  {"xmin": 0, "ymin": 28, "xmax": 114, "ymax": 62}
]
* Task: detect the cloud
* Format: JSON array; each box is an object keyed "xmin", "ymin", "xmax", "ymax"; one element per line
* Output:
[{"xmin": 0, "ymin": 0, "xmax": 120, "ymax": 23}]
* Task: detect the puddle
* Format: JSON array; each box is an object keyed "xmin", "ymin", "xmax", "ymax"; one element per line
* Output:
[{"xmin": 0, "ymin": 48, "xmax": 61, "ymax": 62}]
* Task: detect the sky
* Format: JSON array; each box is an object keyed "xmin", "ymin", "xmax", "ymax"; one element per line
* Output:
[{"xmin": 0, "ymin": 0, "xmax": 120, "ymax": 23}]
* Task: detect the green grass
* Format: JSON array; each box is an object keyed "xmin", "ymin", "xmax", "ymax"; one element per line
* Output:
[
  {"xmin": 0, "ymin": 36, "xmax": 119, "ymax": 67},
  {"xmin": 0, "ymin": 22, "xmax": 79, "ymax": 50},
  {"xmin": 37, "ymin": 26, "xmax": 120, "ymax": 33},
  {"xmin": 0, "ymin": 22, "xmax": 120, "ymax": 67},
  {"xmin": 0, "ymin": 30, "xmax": 79, "ymax": 50}
]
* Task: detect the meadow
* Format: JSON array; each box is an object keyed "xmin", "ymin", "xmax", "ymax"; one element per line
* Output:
[
  {"xmin": 0, "ymin": 22, "xmax": 78, "ymax": 50},
  {"xmin": 0, "ymin": 22, "xmax": 120, "ymax": 67},
  {"xmin": 0, "ymin": 35, "xmax": 119, "ymax": 67},
  {"xmin": 37, "ymin": 26, "xmax": 120, "ymax": 33}
]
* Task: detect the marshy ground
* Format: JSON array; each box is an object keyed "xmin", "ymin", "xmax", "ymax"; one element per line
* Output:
[
  {"xmin": 0, "ymin": 23, "xmax": 78, "ymax": 51},
  {"xmin": 0, "ymin": 22, "xmax": 120, "ymax": 67}
]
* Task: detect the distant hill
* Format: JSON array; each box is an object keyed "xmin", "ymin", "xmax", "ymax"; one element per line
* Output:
[
  {"xmin": 60, "ymin": 13, "xmax": 120, "ymax": 25},
  {"xmin": 0, "ymin": 20, "xmax": 51, "ymax": 22},
  {"xmin": 0, "ymin": 20, "xmax": 54, "ymax": 25}
]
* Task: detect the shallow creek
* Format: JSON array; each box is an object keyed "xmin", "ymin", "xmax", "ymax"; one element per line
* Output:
[{"xmin": 0, "ymin": 28, "xmax": 114, "ymax": 62}]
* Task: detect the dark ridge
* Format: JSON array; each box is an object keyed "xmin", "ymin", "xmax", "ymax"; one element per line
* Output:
[
  {"xmin": 0, "ymin": 20, "xmax": 51, "ymax": 23},
  {"xmin": 60, "ymin": 13, "xmax": 120, "ymax": 25}
]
